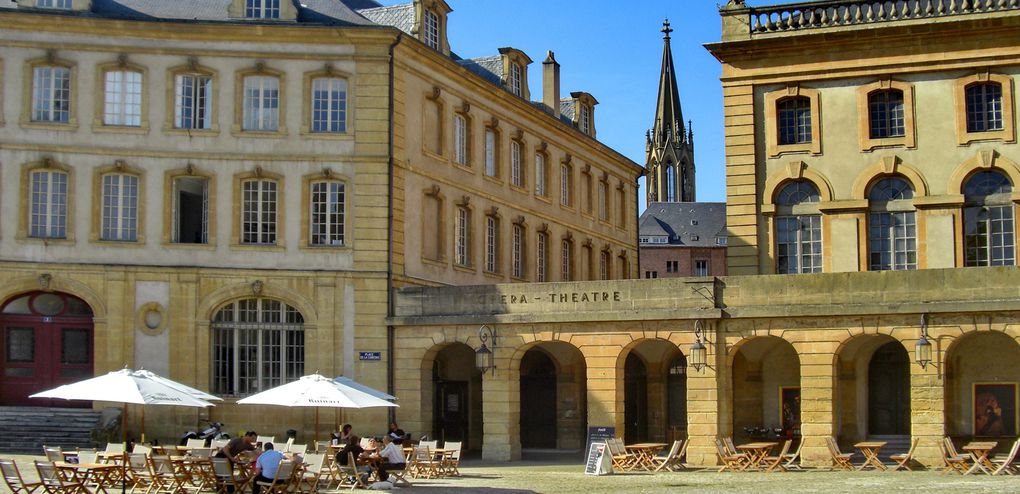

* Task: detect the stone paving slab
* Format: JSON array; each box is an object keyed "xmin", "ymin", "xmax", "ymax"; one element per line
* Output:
[{"xmin": 1, "ymin": 453, "xmax": 1016, "ymax": 493}]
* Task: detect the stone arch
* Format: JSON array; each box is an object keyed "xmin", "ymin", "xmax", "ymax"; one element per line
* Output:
[
  {"xmin": 833, "ymin": 333, "xmax": 911, "ymax": 441},
  {"xmin": 948, "ymin": 150, "xmax": 1020, "ymax": 195},
  {"xmin": 762, "ymin": 161, "xmax": 835, "ymax": 204},
  {"xmin": 511, "ymin": 338, "xmax": 587, "ymax": 452},
  {"xmin": 729, "ymin": 335, "xmax": 801, "ymax": 443},
  {"xmin": 615, "ymin": 337, "xmax": 684, "ymax": 443},
  {"xmin": 0, "ymin": 274, "xmax": 107, "ymax": 320},
  {"xmin": 851, "ymin": 156, "xmax": 929, "ymax": 200},
  {"xmin": 197, "ymin": 280, "xmax": 318, "ymax": 327},
  {"xmin": 943, "ymin": 330, "xmax": 1020, "ymax": 438}
]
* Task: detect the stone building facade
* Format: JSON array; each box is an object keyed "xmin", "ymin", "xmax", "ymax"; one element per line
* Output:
[
  {"xmin": 391, "ymin": 0, "xmax": 1020, "ymax": 469},
  {"xmin": 0, "ymin": 0, "xmax": 640, "ymax": 442}
]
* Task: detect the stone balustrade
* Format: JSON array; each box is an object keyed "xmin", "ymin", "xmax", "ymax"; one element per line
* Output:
[{"xmin": 743, "ymin": 0, "xmax": 1020, "ymax": 35}]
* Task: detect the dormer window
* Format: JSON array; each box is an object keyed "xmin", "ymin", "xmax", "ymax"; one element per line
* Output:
[
  {"xmin": 35, "ymin": 0, "xmax": 71, "ymax": 9},
  {"xmin": 509, "ymin": 63, "xmax": 522, "ymax": 97},
  {"xmin": 246, "ymin": 0, "xmax": 280, "ymax": 19},
  {"xmin": 424, "ymin": 10, "xmax": 440, "ymax": 50},
  {"xmin": 580, "ymin": 105, "xmax": 591, "ymax": 134}
]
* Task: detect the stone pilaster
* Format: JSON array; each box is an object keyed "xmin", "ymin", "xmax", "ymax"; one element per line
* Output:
[
  {"xmin": 687, "ymin": 366, "xmax": 720, "ymax": 466},
  {"xmin": 482, "ymin": 360, "xmax": 519, "ymax": 461},
  {"xmin": 910, "ymin": 356, "xmax": 945, "ymax": 466},
  {"xmin": 585, "ymin": 352, "xmax": 621, "ymax": 434},
  {"xmin": 798, "ymin": 350, "xmax": 836, "ymax": 467}
]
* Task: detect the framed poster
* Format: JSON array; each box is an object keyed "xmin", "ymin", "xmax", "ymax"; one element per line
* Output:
[
  {"xmin": 973, "ymin": 382, "xmax": 1018, "ymax": 437},
  {"xmin": 780, "ymin": 386, "xmax": 801, "ymax": 435}
]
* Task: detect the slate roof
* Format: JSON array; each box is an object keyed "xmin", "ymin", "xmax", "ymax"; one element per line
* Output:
[
  {"xmin": 356, "ymin": 2, "xmax": 415, "ymax": 34},
  {"xmin": 639, "ymin": 202, "xmax": 727, "ymax": 247},
  {"xmin": 4, "ymin": 0, "xmax": 378, "ymax": 26},
  {"xmin": 457, "ymin": 55, "xmax": 502, "ymax": 86}
]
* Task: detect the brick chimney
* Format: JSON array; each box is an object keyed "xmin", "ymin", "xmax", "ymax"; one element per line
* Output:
[{"xmin": 543, "ymin": 51, "xmax": 560, "ymax": 118}]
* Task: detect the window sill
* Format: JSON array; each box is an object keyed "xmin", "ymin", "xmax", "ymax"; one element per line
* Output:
[
  {"xmin": 483, "ymin": 270, "xmax": 504, "ymax": 280},
  {"xmin": 422, "ymin": 149, "xmax": 446, "ymax": 163},
  {"xmin": 535, "ymin": 195, "xmax": 552, "ymax": 205},
  {"xmin": 232, "ymin": 243, "xmax": 286, "ymax": 252},
  {"xmin": 299, "ymin": 244, "xmax": 352, "ymax": 252},
  {"xmin": 453, "ymin": 162, "xmax": 474, "ymax": 174},
  {"xmin": 163, "ymin": 126, "xmax": 220, "ymax": 137},
  {"xmin": 958, "ymin": 129, "xmax": 1015, "ymax": 146},
  {"xmin": 768, "ymin": 142, "xmax": 820, "ymax": 158},
  {"xmin": 483, "ymin": 175, "xmax": 503, "ymax": 185},
  {"xmin": 92, "ymin": 122, "xmax": 150, "ymax": 135},
  {"xmin": 559, "ymin": 203, "xmax": 576, "ymax": 213},
  {"xmin": 162, "ymin": 242, "xmax": 217, "ymax": 250},
  {"xmin": 509, "ymin": 184, "xmax": 528, "ymax": 194},
  {"xmin": 860, "ymin": 135, "xmax": 913, "ymax": 152},
  {"xmin": 453, "ymin": 264, "xmax": 476, "ymax": 274},
  {"xmin": 299, "ymin": 129, "xmax": 355, "ymax": 141},
  {"xmin": 19, "ymin": 235, "xmax": 75, "ymax": 246},
  {"xmin": 20, "ymin": 119, "xmax": 78, "ymax": 131},
  {"xmin": 232, "ymin": 126, "xmax": 289, "ymax": 138},
  {"xmin": 92, "ymin": 239, "xmax": 145, "ymax": 248},
  {"xmin": 421, "ymin": 256, "xmax": 448, "ymax": 268}
]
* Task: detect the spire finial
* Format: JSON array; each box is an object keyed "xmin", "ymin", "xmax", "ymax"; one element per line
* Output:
[{"xmin": 661, "ymin": 18, "xmax": 672, "ymax": 39}]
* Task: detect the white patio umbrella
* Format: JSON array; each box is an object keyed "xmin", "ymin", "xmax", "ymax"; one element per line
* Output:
[
  {"xmin": 334, "ymin": 376, "xmax": 397, "ymax": 401},
  {"xmin": 237, "ymin": 373, "xmax": 397, "ymax": 441},
  {"xmin": 30, "ymin": 368, "xmax": 218, "ymax": 442}
]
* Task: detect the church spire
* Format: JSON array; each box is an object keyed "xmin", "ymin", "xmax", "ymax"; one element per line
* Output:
[{"xmin": 645, "ymin": 19, "xmax": 696, "ymax": 204}]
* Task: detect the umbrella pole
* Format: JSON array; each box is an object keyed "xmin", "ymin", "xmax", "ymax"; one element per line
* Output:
[
  {"xmin": 140, "ymin": 406, "xmax": 146, "ymax": 444},
  {"xmin": 314, "ymin": 407, "xmax": 319, "ymax": 443},
  {"xmin": 122, "ymin": 404, "xmax": 128, "ymax": 443}
]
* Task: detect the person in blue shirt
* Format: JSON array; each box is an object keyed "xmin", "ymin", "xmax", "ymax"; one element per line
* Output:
[{"xmin": 252, "ymin": 442, "xmax": 285, "ymax": 494}]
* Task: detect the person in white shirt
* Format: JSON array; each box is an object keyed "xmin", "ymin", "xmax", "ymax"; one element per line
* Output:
[{"xmin": 374, "ymin": 434, "xmax": 406, "ymax": 482}]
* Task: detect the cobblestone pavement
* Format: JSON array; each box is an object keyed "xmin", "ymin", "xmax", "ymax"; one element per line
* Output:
[{"xmin": 2, "ymin": 453, "xmax": 1017, "ymax": 493}]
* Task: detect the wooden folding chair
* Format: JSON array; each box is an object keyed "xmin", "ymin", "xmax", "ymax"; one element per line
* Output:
[
  {"xmin": 1, "ymin": 459, "xmax": 43, "ymax": 494},
  {"xmin": 125, "ymin": 453, "xmax": 153, "ymax": 494},
  {"xmin": 715, "ymin": 439, "xmax": 749, "ymax": 472},
  {"xmin": 825, "ymin": 437, "xmax": 854, "ymax": 471},
  {"xmin": 42, "ymin": 447, "xmax": 64, "ymax": 464},
  {"xmin": 146, "ymin": 455, "xmax": 182, "ymax": 494},
  {"xmin": 940, "ymin": 437, "xmax": 970, "ymax": 475},
  {"xmin": 255, "ymin": 460, "xmax": 296, "ymax": 494},
  {"xmin": 890, "ymin": 437, "xmax": 919, "ymax": 471},
  {"xmin": 408, "ymin": 446, "xmax": 441, "ymax": 479},
  {"xmin": 132, "ymin": 445, "xmax": 152, "ymax": 456},
  {"xmin": 762, "ymin": 440, "xmax": 791, "ymax": 473},
  {"xmin": 330, "ymin": 452, "xmax": 366, "ymax": 491},
  {"xmin": 723, "ymin": 437, "xmax": 739, "ymax": 456},
  {"xmin": 185, "ymin": 439, "xmax": 206, "ymax": 449},
  {"xmin": 35, "ymin": 460, "xmax": 87, "ymax": 494},
  {"xmin": 651, "ymin": 440, "xmax": 683, "ymax": 472},
  {"xmin": 605, "ymin": 438, "xmax": 637, "ymax": 471},
  {"xmin": 287, "ymin": 443, "xmax": 307, "ymax": 456},
  {"xmin": 782, "ymin": 438, "xmax": 804, "ymax": 470},
  {"xmin": 440, "ymin": 441, "xmax": 462, "ymax": 476},
  {"xmin": 212, "ymin": 458, "xmax": 249, "ymax": 494},
  {"xmin": 991, "ymin": 437, "xmax": 1020, "ymax": 475},
  {"xmin": 105, "ymin": 443, "xmax": 127, "ymax": 454},
  {"xmin": 257, "ymin": 436, "xmax": 276, "ymax": 447},
  {"xmin": 296, "ymin": 453, "xmax": 326, "ymax": 493}
]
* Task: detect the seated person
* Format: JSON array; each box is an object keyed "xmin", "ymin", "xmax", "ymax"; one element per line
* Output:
[
  {"xmin": 337, "ymin": 424, "xmax": 354, "ymax": 445},
  {"xmin": 373, "ymin": 434, "xmax": 406, "ymax": 483},
  {"xmin": 251, "ymin": 442, "xmax": 284, "ymax": 494},
  {"xmin": 217, "ymin": 431, "xmax": 257, "ymax": 465},
  {"xmin": 335, "ymin": 434, "xmax": 365, "ymax": 466},
  {"xmin": 387, "ymin": 422, "xmax": 406, "ymax": 444}
]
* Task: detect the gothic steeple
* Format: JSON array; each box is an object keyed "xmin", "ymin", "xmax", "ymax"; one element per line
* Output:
[{"xmin": 645, "ymin": 19, "xmax": 696, "ymax": 204}]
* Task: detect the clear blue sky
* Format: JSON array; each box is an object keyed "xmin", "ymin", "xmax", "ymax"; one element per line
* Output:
[{"xmin": 376, "ymin": 0, "xmax": 746, "ymax": 212}]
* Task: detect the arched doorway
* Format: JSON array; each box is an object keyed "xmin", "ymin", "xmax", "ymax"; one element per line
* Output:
[
  {"xmin": 945, "ymin": 331, "xmax": 1020, "ymax": 440},
  {"xmin": 666, "ymin": 354, "xmax": 688, "ymax": 441},
  {"xmin": 431, "ymin": 343, "xmax": 482, "ymax": 452},
  {"xmin": 624, "ymin": 353, "xmax": 648, "ymax": 442},
  {"xmin": 519, "ymin": 342, "xmax": 587, "ymax": 452},
  {"xmin": 0, "ymin": 291, "xmax": 95, "ymax": 406},
  {"xmin": 868, "ymin": 341, "xmax": 910, "ymax": 435},
  {"xmin": 731, "ymin": 336, "xmax": 800, "ymax": 443}
]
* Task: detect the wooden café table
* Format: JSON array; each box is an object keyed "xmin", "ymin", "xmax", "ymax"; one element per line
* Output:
[
  {"xmin": 962, "ymin": 441, "xmax": 998, "ymax": 475},
  {"xmin": 735, "ymin": 442, "xmax": 778, "ymax": 471},
  {"xmin": 853, "ymin": 441, "xmax": 888, "ymax": 471},
  {"xmin": 54, "ymin": 462, "xmax": 121, "ymax": 494},
  {"xmin": 625, "ymin": 443, "xmax": 669, "ymax": 471}
]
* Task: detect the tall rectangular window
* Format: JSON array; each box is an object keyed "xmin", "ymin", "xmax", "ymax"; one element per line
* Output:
[
  {"xmin": 535, "ymin": 153, "xmax": 546, "ymax": 196},
  {"xmin": 485, "ymin": 216, "xmax": 498, "ymax": 273},
  {"xmin": 561, "ymin": 240, "xmax": 572, "ymax": 281},
  {"xmin": 423, "ymin": 10, "xmax": 440, "ymax": 49},
  {"xmin": 32, "ymin": 66, "xmax": 71, "ymax": 123},
  {"xmin": 600, "ymin": 251, "xmax": 609, "ymax": 280},
  {"xmin": 103, "ymin": 70, "xmax": 142, "ymax": 127},
  {"xmin": 455, "ymin": 207, "xmax": 470, "ymax": 266},
  {"xmin": 508, "ymin": 62, "xmax": 522, "ymax": 97},
  {"xmin": 242, "ymin": 180, "xmax": 277, "ymax": 245},
  {"xmin": 246, "ymin": 0, "xmax": 280, "ymax": 19},
  {"xmin": 311, "ymin": 77, "xmax": 347, "ymax": 133},
  {"xmin": 778, "ymin": 97, "xmax": 812, "ymax": 144},
  {"xmin": 536, "ymin": 232, "xmax": 548, "ymax": 282},
  {"xmin": 512, "ymin": 224, "xmax": 524, "ymax": 279},
  {"xmin": 310, "ymin": 181, "xmax": 345, "ymax": 247},
  {"xmin": 510, "ymin": 140, "xmax": 522, "ymax": 187},
  {"xmin": 869, "ymin": 211, "xmax": 917, "ymax": 271},
  {"xmin": 694, "ymin": 260, "xmax": 709, "ymax": 277},
  {"xmin": 243, "ymin": 76, "xmax": 279, "ymax": 132},
  {"xmin": 485, "ymin": 129, "xmax": 497, "ymax": 177},
  {"xmin": 966, "ymin": 83, "xmax": 1004, "ymax": 133},
  {"xmin": 29, "ymin": 170, "xmax": 68, "ymax": 239},
  {"xmin": 580, "ymin": 105, "xmax": 591, "ymax": 134},
  {"xmin": 868, "ymin": 90, "xmax": 904, "ymax": 139},
  {"xmin": 598, "ymin": 181, "xmax": 608, "ymax": 221},
  {"xmin": 454, "ymin": 114, "xmax": 468, "ymax": 166},
  {"xmin": 560, "ymin": 165, "xmax": 571, "ymax": 206},
  {"xmin": 175, "ymin": 74, "xmax": 212, "ymax": 130},
  {"xmin": 172, "ymin": 176, "xmax": 209, "ymax": 244},
  {"xmin": 776, "ymin": 215, "xmax": 822, "ymax": 274},
  {"xmin": 101, "ymin": 174, "xmax": 138, "ymax": 242}
]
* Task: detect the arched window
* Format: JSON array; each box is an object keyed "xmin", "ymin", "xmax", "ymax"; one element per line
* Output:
[
  {"xmin": 774, "ymin": 180, "xmax": 821, "ymax": 274},
  {"xmin": 665, "ymin": 164, "xmax": 676, "ymax": 202},
  {"xmin": 964, "ymin": 170, "xmax": 1015, "ymax": 266},
  {"xmin": 212, "ymin": 298, "xmax": 304, "ymax": 396},
  {"xmin": 868, "ymin": 177, "xmax": 916, "ymax": 271}
]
